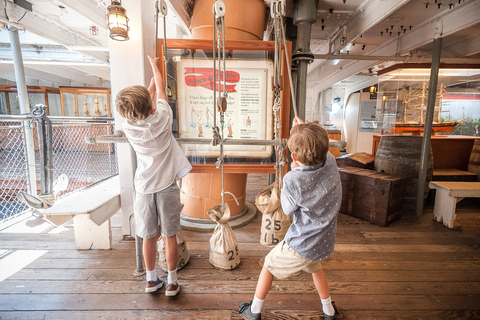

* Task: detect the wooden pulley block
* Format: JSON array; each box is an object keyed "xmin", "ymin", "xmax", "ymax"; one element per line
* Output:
[{"xmin": 217, "ymin": 97, "xmax": 227, "ymax": 112}]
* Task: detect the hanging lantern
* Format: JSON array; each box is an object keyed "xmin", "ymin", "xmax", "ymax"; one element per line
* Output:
[{"xmin": 106, "ymin": 0, "xmax": 129, "ymax": 41}]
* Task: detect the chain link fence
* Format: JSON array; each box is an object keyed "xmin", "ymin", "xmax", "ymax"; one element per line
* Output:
[{"xmin": 0, "ymin": 119, "xmax": 118, "ymax": 222}]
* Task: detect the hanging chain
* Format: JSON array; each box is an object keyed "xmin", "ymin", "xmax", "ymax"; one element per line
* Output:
[{"xmin": 272, "ymin": 0, "xmax": 286, "ymax": 187}]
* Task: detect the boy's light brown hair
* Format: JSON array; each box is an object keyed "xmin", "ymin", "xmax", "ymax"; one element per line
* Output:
[
  {"xmin": 288, "ymin": 123, "xmax": 329, "ymax": 166},
  {"xmin": 115, "ymin": 85, "xmax": 152, "ymax": 121}
]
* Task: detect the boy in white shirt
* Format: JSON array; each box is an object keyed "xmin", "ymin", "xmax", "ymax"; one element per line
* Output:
[{"xmin": 115, "ymin": 56, "xmax": 192, "ymax": 295}]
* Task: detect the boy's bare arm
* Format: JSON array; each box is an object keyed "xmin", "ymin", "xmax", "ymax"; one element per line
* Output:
[
  {"xmin": 147, "ymin": 77, "xmax": 156, "ymax": 101},
  {"xmin": 147, "ymin": 55, "xmax": 168, "ymax": 102}
]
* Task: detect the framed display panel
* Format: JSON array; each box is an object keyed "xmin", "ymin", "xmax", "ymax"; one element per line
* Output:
[
  {"xmin": 0, "ymin": 85, "xmax": 60, "ymax": 115},
  {"xmin": 59, "ymin": 87, "xmax": 112, "ymax": 118},
  {"xmin": 158, "ymin": 39, "xmax": 291, "ymax": 174}
]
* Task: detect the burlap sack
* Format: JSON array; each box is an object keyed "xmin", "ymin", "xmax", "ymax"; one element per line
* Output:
[
  {"xmin": 207, "ymin": 203, "xmax": 240, "ymax": 270},
  {"xmin": 157, "ymin": 230, "xmax": 190, "ymax": 272},
  {"xmin": 255, "ymin": 182, "xmax": 291, "ymax": 247}
]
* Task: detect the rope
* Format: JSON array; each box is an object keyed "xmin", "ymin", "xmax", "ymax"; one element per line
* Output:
[
  {"xmin": 212, "ymin": 0, "xmax": 228, "ymax": 213},
  {"xmin": 155, "ymin": 0, "xmax": 169, "ymax": 97}
]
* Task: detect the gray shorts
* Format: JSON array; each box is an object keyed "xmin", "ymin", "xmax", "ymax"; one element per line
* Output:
[{"xmin": 134, "ymin": 182, "xmax": 182, "ymax": 239}]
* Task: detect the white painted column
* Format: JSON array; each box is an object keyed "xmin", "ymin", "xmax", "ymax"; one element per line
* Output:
[
  {"xmin": 109, "ymin": 0, "xmax": 156, "ymax": 236},
  {"xmin": 8, "ymin": 26, "xmax": 37, "ymax": 195}
]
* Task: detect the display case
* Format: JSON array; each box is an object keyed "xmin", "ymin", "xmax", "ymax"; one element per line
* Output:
[
  {"xmin": 0, "ymin": 85, "xmax": 111, "ymax": 118},
  {"xmin": 59, "ymin": 87, "xmax": 111, "ymax": 118},
  {"xmin": 158, "ymin": 39, "xmax": 291, "ymax": 174},
  {"xmin": 0, "ymin": 85, "xmax": 60, "ymax": 115},
  {"xmin": 375, "ymin": 63, "xmax": 480, "ymax": 135}
]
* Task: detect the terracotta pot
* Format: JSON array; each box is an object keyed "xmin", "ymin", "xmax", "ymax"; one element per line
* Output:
[
  {"xmin": 191, "ymin": 0, "xmax": 266, "ymax": 40},
  {"xmin": 181, "ymin": 173, "xmax": 247, "ymax": 219}
]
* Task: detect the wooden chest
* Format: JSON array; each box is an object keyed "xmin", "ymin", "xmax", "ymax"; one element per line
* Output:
[
  {"xmin": 339, "ymin": 166, "xmax": 406, "ymax": 226},
  {"xmin": 336, "ymin": 152, "xmax": 375, "ymax": 169}
]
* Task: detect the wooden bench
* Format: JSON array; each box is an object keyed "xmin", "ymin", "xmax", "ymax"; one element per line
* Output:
[
  {"xmin": 429, "ymin": 181, "xmax": 480, "ymax": 229},
  {"xmin": 433, "ymin": 169, "xmax": 477, "ymax": 182},
  {"xmin": 37, "ymin": 175, "xmax": 121, "ymax": 250}
]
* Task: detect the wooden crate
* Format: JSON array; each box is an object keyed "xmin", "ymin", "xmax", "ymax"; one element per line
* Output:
[
  {"xmin": 339, "ymin": 166, "xmax": 406, "ymax": 226},
  {"xmin": 336, "ymin": 152, "xmax": 375, "ymax": 169}
]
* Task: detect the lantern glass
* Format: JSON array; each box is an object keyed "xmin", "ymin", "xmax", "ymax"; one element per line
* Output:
[{"xmin": 106, "ymin": 1, "xmax": 129, "ymax": 41}]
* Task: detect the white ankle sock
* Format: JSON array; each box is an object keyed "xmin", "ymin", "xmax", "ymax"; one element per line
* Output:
[
  {"xmin": 167, "ymin": 269, "xmax": 177, "ymax": 284},
  {"xmin": 321, "ymin": 296, "xmax": 335, "ymax": 316},
  {"xmin": 251, "ymin": 295, "xmax": 264, "ymax": 314},
  {"xmin": 146, "ymin": 269, "xmax": 157, "ymax": 282}
]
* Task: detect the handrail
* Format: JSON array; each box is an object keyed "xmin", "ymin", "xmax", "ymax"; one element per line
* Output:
[{"xmin": 0, "ymin": 114, "xmax": 114, "ymax": 122}]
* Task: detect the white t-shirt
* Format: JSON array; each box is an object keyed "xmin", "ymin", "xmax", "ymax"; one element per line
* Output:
[{"xmin": 122, "ymin": 99, "xmax": 192, "ymax": 194}]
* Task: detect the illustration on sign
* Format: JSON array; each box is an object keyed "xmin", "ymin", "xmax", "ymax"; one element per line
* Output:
[{"xmin": 176, "ymin": 58, "xmax": 274, "ymax": 158}]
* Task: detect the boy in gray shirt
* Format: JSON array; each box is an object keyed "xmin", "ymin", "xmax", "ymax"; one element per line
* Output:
[{"xmin": 239, "ymin": 117, "xmax": 341, "ymax": 320}]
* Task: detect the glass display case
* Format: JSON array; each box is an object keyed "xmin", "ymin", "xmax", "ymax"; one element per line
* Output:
[{"xmin": 375, "ymin": 63, "xmax": 480, "ymax": 136}]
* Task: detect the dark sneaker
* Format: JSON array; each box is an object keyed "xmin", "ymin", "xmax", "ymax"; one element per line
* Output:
[
  {"xmin": 145, "ymin": 277, "xmax": 164, "ymax": 293},
  {"xmin": 324, "ymin": 301, "xmax": 339, "ymax": 320},
  {"xmin": 239, "ymin": 301, "xmax": 261, "ymax": 320}
]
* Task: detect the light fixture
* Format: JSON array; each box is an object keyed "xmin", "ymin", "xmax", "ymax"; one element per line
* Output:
[{"xmin": 106, "ymin": 0, "xmax": 129, "ymax": 41}]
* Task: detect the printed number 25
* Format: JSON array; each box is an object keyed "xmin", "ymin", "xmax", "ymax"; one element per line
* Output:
[{"xmin": 265, "ymin": 219, "xmax": 282, "ymax": 231}]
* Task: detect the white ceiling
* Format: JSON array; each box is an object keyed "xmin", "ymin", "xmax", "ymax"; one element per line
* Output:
[{"xmin": 0, "ymin": 0, "xmax": 479, "ymax": 92}]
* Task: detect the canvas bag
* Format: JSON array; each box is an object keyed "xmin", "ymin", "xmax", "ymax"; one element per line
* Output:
[
  {"xmin": 207, "ymin": 203, "xmax": 240, "ymax": 270},
  {"xmin": 255, "ymin": 182, "xmax": 291, "ymax": 247},
  {"xmin": 157, "ymin": 230, "xmax": 190, "ymax": 272}
]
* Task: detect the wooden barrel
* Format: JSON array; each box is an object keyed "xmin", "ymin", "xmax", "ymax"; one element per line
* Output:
[
  {"xmin": 191, "ymin": 0, "xmax": 266, "ymax": 40},
  {"xmin": 467, "ymin": 139, "xmax": 480, "ymax": 181},
  {"xmin": 180, "ymin": 173, "xmax": 250, "ymax": 230},
  {"xmin": 374, "ymin": 136, "xmax": 434, "ymax": 211}
]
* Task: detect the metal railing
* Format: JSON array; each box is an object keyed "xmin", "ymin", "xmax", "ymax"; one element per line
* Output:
[{"xmin": 0, "ymin": 113, "xmax": 118, "ymax": 222}]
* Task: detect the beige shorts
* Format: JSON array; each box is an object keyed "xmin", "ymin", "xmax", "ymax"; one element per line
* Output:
[{"xmin": 264, "ymin": 240, "xmax": 323, "ymax": 280}]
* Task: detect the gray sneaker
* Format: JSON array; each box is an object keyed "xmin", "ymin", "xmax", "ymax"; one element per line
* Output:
[{"xmin": 239, "ymin": 301, "xmax": 261, "ymax": 320}]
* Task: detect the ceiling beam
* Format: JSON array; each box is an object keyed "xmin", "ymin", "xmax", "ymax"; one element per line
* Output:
[
  {"xmin": 309, "ymin": 0, "xmax": 480, "ymax": 94},
  {"xmin": 28, "ymin": 65, "xmax": 103, "ymax": 87},
  {"xmin": 0, "ymin": 64, "xmax": 73, "ymax": 86},
  {"xmin": 0, "ymin": 3, "xmax": 109, "ymax": 64},
  {"xmin": 328, "ymin": 0, "xmax": 413, "ymax": 55},
  {"xmin": 68, "ymin": 65, "xmax": 111, "ymax": 81},
  {"xmin": 56, "ymin": 0, "xmax": 108, "ymax": 33}
]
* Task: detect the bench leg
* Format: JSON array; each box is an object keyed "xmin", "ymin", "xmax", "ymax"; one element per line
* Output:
[
  {"xmin": 73, "ymin": 214, "xmax": 112, "ymax": 250},
  {"xmin": 433, "ymin": 188, "xmax": 458, "ymax": 229}
]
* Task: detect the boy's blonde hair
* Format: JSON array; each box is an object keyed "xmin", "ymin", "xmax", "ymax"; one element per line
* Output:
[
  {"xmin": 288, "ymin": 123, "xmax": 329, "ymax": 166},
  {"xmin": 115, "ymin": 85, "xmax": 152, "ymax": 121}
]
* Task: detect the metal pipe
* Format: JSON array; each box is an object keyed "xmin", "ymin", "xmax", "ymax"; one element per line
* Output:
[
  {"xmin": 313, "ymin": 53, "xmax": 480, "ymax": 64},
  {"xmin": 8, "ymin": 26, "xmax": 37, "ymax": 195},
  {"xmin": 415, "ymin": 37, "xmax": 442, "ymax": 218},
  {"xmin": 293, "ymin": 0, "xmax": 317, "ymax": 120}
]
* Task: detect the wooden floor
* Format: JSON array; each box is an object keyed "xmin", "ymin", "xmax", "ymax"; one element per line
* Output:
[{"xmin": 1, "ymin": 174, "xmax": 480, "ymax": 319}]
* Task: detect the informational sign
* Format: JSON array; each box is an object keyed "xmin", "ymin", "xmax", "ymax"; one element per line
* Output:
[
  {"xmin": 176, "ymin": 58, "xmax": 274, "ymax": 158},
  {"xmin": 359, "ymin": 101, "xmax": 379, "ymax": 132}
]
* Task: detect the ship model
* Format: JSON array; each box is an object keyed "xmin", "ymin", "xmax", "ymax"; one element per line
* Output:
[{"xmin": 394, "ymin": 81, "xmax": 458, "ymax": 133}]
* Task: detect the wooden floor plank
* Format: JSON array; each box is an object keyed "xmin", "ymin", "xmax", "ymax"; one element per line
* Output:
[
  {"xmin": 0, "ymin": 173, "xmax": 479, "ymax": 319},
  {"xmin": 2, "ymin": 279, "xmax": 480, "ymax": 295}
]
